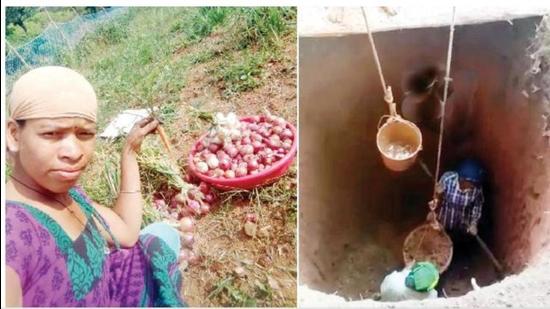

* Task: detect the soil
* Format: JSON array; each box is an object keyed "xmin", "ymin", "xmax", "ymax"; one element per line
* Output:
[
  {"xmin": 298, "ymin": 15, "xmax": 550, "ymax": 308},
  {"xmin": 300, "ymin": 251, "xmax": 550, "ymax": 308},
  {"xmin": 173, "ymin": 34, "xmax": 297, "ymax": 307}
]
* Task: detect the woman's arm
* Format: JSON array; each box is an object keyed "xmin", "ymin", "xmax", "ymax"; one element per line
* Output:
[
  {"xmin": 93, "ymin": 117, "xmax": 159, "ymax": 247},
  {"xmin": 6, "ymin": 267, "xmax": 22, "ymax": 307}
]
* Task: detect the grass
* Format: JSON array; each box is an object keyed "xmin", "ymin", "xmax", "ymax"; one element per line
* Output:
[
  {"xmin": 218, "ymin": 50, "xmax": 267, "ymax": 96},
  {"xmin": 6, "ymin": 8, "xmax": 77, "ymax": 45},
  {"xmin": 7, "ymin": 7, "xmax": 297, "ymax": 307}
]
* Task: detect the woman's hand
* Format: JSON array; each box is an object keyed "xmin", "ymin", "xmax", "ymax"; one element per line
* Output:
[{"xmin": 123, "ymin": 117, "xmax": 159, "ymax": 155}]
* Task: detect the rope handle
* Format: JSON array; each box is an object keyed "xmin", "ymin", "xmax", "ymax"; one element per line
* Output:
[{"xmin": 377, "ymin": 114, "xmax": 402, "ymax": 130}]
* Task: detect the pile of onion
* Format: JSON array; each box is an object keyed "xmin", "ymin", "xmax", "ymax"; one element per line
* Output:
[
  {"xmin": 152, "ymin": 184, "xmax": 212, "ymax": 266},
  {"xmin": 192, "ymin": 113, "xmax": 294, "ymax": 178},
  {"xmin": 152, "ymin": 181, "xmax": 217, "ymax": 220},
  {"xmin": 177, "ymin": 217, "xmax": 200, "ymax": 265}
]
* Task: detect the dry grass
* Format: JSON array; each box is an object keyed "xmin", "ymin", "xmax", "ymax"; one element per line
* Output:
[
  {"xmin": 174, "ymin": 32, "xmax": 297, "ymax": 307},
  {"xmin": 183, "ymin": 170, "xmax": 297, "ymax": 307},
  {"xmin": 73, "ymin": 7, "xmax": 296, "ymax": 306}
]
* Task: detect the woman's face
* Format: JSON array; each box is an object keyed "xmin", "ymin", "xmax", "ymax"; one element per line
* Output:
[{"xmin": 8, "ymin": 117, "xmax": 96, "ymax": 193}]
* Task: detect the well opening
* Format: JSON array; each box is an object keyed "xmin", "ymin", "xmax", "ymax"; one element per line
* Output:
[{"xmin": 299, "ymin": 16, "xmax": 550, "ymax": 302}]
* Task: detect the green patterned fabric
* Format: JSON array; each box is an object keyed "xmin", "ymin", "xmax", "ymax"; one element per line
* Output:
[
  {"xmin": 147, "ymin": 237, "xmax": 182, "ymax": 307},
  {"xmin": 405, "ymin": 262, "xmax": 440, "ymax": 292}
]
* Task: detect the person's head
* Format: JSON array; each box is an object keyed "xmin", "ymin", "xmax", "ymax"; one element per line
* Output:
[
  {"xmin": 456, "ymin": 158, "xmax": 485, "ymax": 190},
  {"xmin": 6, "ymin": 66, "xmax": 98, "ymax": 194}
]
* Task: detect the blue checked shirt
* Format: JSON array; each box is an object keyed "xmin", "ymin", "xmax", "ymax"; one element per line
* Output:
[{"xmin": 437, "ymin": 171, "xmax": 484, "ymax": 232}]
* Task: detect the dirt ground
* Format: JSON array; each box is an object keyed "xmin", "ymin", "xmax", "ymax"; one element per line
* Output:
[
  {"xmin": 300, "ymin": 250, "xmax": 550, "ymax": 308},
  {"xmin": 170, "ymin": 34, "xmax": 297, "ymax": 307}
]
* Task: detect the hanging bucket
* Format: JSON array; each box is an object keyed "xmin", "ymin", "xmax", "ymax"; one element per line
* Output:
[
  {"xmin": 402, "ymin": 223, "xmax": 453, "ymax": 273},
  {"xmin": 376, "ymin": 116, "xmax": 423, "ymax": 172}
]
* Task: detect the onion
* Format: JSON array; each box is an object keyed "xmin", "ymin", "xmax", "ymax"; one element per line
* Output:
[
  {"xmin": 230, "ymin": 129, "xmax": 241, "ymax": 140},
  {"xmin": 225, "ymin": 170, "xmax": 236, "ymax": 178},
  {"xmin": 211, "ymin": 136, "xmax": 222, "ymax": 145},
  {"xmin": 179, "ymin": 249, "xmax": 190, "ymax": 262},
  {"xmin": 248, "ymin": 123, "xmax": 260, "ymax": 131},
  {"xmin": 181, "ymin": 232, "xmax": 194, "ymax": 248},
  {"xmin": 242, "ymin": 136, "xmax": 252, "ymax": 145},
  {"xmin": 239, "ymin": 144, "xmax": 254, "ymax": 156},
  {"xmin": 187, "ymin": 189, "xmax": 200, "ymax": 201},
  {"xmin": 259, "ymin": 128, "xmax": 270, "ymax": 137},
  {"xmin": 275, "ymin": 117, "xmax": 286, "ymax": 128},
  {"xmin": 251, "ymin": 140, "xmax": 264, "ymax": 153},
  {"xmin": 248, "ymin": 159, "xmax": 259, "ymax": 171},
  {"xmin": 179, "ymin": 207, "xmax": 194, "ymax": 218},
  {"xmin": 227, "ymin": 146, "xmax": 239, "ymax": 158},
  {"xmin": 231, "ymin": 162, "xmax": 239, "ymax": 171},
  {"xmin": 208, "ymin": 143, "xmax": 220, "ymax": 153},
  {"xmin": 204, "ymin": 193, "xmax": 216, "ymax": 204},
  {"xmin": 153, "ymin": 198, "xmax": 166, "ymax": 209},
  {"xmin": 236, "ymin": 166, "xmax": 248, "ymax": 177},
  {"xmin": 174, "ymin": 193, "xmax": 186, "ymax": 205},
  {"xmin": 188, "ymin": 200, "xmax": 201, "ymax": 214},
  {"xmin": 270, "ymin": 134, "xmax": 281, "ymax": 143},
  {"xmin": 251, "ymin": 133, "xmax": 263, "ymax": 142},
  {"xmin": 196, "ymin": 161, "xmax": 208, "ymax": 173},
  {"xmin": 213, "ymin": 168, "xmax": 224, "ymax": 178},
  {"xmin": 219, "ymin": 158, "xmax": 231, "ymax": 170},
  {"xmin": 272, "ymin": 126, "xmax": 283, "ymax": 135},
  {"xmin": 251, "ymin": 116, "xmax": 261, "ymax": 123},
  {"xmin": 188, "ymin": 251, "xmax": 200, "ymax": 265},
  {"xmin": 282, "ymin": 128, "xmax": 293, "ymax": 139},
  {"xmin": 200, "ymin": 204, "xmax": 210, "ymax": 214},
  {"xmin": 216, "ymin": 150, "xmax": 228, "ymax": 159},
  {"xmin": 179, "ymin": 217, "xmax": 194, "ymax": 232},
  {"xmin": 206, "ymin": 155, "xmax": 219, "ymax": 169}
]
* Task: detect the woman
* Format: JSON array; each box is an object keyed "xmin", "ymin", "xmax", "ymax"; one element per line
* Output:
[{"xmin": 5, "ymin": 66, "xmax": 185, "ymax": 306}]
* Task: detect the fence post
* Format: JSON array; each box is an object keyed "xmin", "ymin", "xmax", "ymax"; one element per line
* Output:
[
  {"xmin": 44, "ymin": 7, "xmax": 73, "ymax": 50},
  {"xmin": 6, "ymin": 40, "xmax": 31, "ymax": 69}
]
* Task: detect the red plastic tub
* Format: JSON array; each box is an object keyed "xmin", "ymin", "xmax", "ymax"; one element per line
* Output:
[{"xmin": 188, "ymin": 116, "xmax": 297, "ymax": 190}]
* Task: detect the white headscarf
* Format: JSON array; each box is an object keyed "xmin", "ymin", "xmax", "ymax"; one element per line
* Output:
[{"xmin": 8, "ymin": 66, "xmax": 98, "ymax": 122}]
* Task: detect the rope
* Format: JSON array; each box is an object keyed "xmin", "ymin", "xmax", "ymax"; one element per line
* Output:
[
  {"xmin": 361, "ymin": 7, "xmax": 396, "ymax": 116},
  {"xmin": 431, "ymin": 7, "xmax": 457, "ymax": 208}
]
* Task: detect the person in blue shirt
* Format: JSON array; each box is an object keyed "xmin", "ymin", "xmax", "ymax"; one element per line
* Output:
[{"xmin": 435, "ymin": 159, "xmax": 485, "ymax": 235}]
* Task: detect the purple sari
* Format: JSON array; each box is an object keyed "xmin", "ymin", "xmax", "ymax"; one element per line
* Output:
[{"xmin": 6, "ymin": 187, "xmax": 185, "ymax": 307}]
